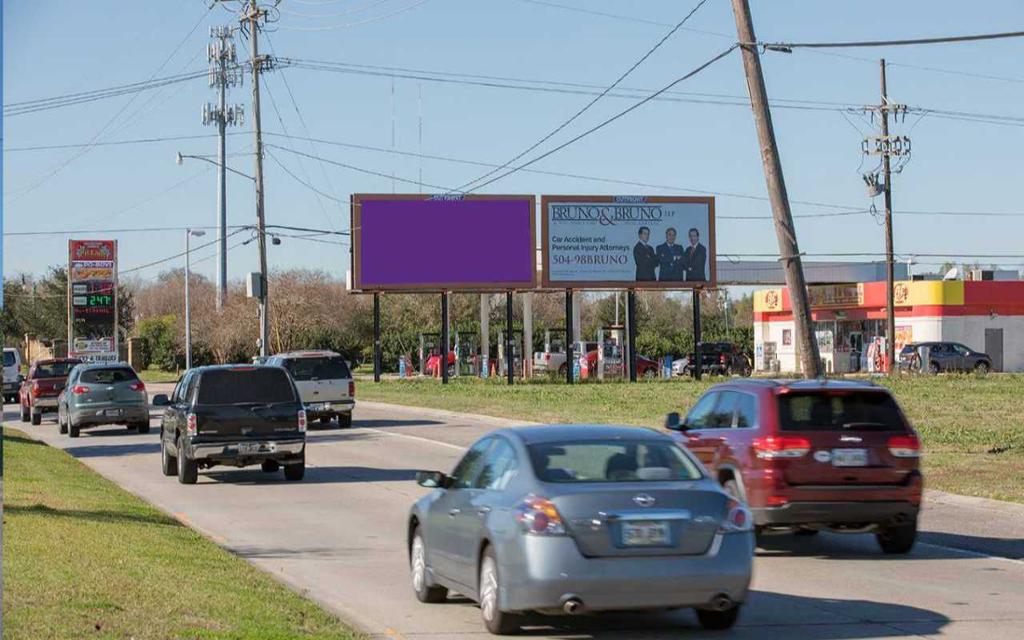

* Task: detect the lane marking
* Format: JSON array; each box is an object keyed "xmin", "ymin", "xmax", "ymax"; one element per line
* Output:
[{"xmin": 361, "ymin": 427, "xmax": 466, "ymax": 452}]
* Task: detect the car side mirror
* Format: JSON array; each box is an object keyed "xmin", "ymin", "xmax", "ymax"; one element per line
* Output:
[
  {"xmin": 416, "ymin": 470, "xmax": 448, "ymax": 489},
  {"xmin": 152, "ymin": 394, "xmax": 170, "ymax": 407},
  {"xmin": 665, "ymin": 412, "xmax": 686, "ymax": 431}
]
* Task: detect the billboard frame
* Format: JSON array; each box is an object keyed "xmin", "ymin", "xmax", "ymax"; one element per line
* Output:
[
  {"xmin": 540, "ymin": 195, "xmax": 716, "ymax": 290},
  {"xmin": 351, "ymin": 193, "xmax": 537, "ymax": 292}
]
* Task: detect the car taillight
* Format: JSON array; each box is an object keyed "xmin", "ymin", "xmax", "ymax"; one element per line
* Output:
[
  {"xmin": 752, "ymin": 436, "xmax": 811, "ymax": 459},
  {"xmin": 719, "ymin": 498, "xmax": 753, "ymax": 533},
  {"xmin": 888, "ymin": 434, "xmax": 921, "ymax": 458},
  {"xmin": 720, "ymin": 354, "xmax": 727, "ymax": 364},
  {"xmin": 31, "ymin": 381, "xmax": 41, "ymax": 397},
  {"xmin": 72, "ymin": 385, "xmax": 89, "ymax": 395},
  {"xmin": 514, "ymin": 495, "xmax": 566, "ymax": 536},
  {"xmin": 298, "ymin": 409, "xmax": 307, "ymax": 433},
  {"xmin": 544, "ymin": 354, "xmax": 551, "ymax": 361},
  {"xmin": 348, "ymin": 381, "xmax": 355, "ymax": 398},
  {"xmin": 129, "ymin": 381, "xmax": 146, "ymax": 392},
  {"xmin": 186, "ymin": 413, "xmax": 197, "ymax": 436}
]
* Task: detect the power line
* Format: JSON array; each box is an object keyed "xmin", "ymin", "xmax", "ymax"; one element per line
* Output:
[
  {"xmin": 120, "ymin": 228, "xmax": 249, "ymax": 275},
  {"xmin": 278, "ymin": 0, "xmax": 432, "ymax": 30},
  {"xmin": 456, "ymin": 0, "xmax": 712, "ymax": 192},
  {"xmin": 265, "ymin": 142, "xmax": 455, "ymax": 191},
  {"xmin": 280, "ymin": 0, "xmax": 396, "ymax": 19},
  {"xmin": 762, "ymin": 30, "xmax": 1024, "ymax": 50},
  {"xmin": 462, "ymin": 44, "xmax": 739, "ymax": 193}
]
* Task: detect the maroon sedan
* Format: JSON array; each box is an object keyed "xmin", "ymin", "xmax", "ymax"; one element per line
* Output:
[{"xmin": 20, "ymin": 358, "xmax": 82, "ymax": 425}]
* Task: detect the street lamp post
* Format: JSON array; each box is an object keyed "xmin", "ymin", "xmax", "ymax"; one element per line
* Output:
[{"xmin": 184, "ymin": 228, "xmax": 206, "ymax": 370}]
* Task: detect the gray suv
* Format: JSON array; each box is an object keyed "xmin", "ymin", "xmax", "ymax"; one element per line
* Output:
[
  {"xmin": 58, "ymin": 363, "xmax": 150, "ymax": 437},
  {"xmin": 899, "ymin": 342, "xmax": 992, "ymax": 374}
]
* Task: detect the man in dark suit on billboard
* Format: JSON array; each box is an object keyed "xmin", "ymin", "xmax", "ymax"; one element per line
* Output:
[
  {"xmin": 685, "ymin": 227, "xmax": 708, "ymax": 281},
  {"xmin": 656, "ymin": 227, "xmax": 685, "ymax": 281},
  {"xmin": 633, "ymin": 226, "xmax": 657, "ymax": 281}
]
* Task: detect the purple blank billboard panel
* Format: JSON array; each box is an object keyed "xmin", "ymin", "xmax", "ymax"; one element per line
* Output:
[{"xmin": 354, "ymin": 195, "xmax": 536, "ymax": 290}]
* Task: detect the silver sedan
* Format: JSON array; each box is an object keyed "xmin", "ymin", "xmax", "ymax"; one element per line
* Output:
[{"xmin": 407, "ymin": 424, "xmax": 754, "ymax": 635}]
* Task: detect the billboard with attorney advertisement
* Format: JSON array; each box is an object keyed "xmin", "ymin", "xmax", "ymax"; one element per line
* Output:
[
  {"xmin": 68, "ymin": 240, "xmax": 119, "ymax": 362},
  {"xmin": 351, "ymin": 194, "xmax": 536, "ymax": 291},
  {"xmin": 541, "ymin": 195, "xmax": 715, "ymax": 289}
]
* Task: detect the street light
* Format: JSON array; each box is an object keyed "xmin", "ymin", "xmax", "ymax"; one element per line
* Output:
[{"xmin": 184, "ymin": 228, "xmax": 207, "ymax": 370}]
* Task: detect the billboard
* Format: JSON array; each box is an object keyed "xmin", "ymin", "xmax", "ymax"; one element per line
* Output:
[
  {"xmin": 541, "ymin": 196, "xmax": 715, "ymax": 289},
  {"xmin": 68, "ymin": 240, "xmax": 118, "ymax": 362},
  {"xmin": 351, "ymin": 194, "xmax": 536, "ymax": 291}
]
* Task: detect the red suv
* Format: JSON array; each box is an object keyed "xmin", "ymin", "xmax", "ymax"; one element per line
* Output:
[{"xmin": 665, "ymin": 379, "xmax": 922, "ymax": 554}]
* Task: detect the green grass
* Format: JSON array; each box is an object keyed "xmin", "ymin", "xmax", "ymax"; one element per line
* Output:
[
  {"xmin": 358, "ymin": 374, "xmax": 1024, "ymax": 503},
  {"xmin": 2, "ymin": 429, "xmax": 363, "ymax": 640},
  {"xmin": 137, "ymin": 367, "xmax": 182, "ymax": 384}
]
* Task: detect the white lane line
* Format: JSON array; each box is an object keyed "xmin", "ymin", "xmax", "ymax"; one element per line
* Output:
[
  {"xmin": 362, "ymin": 427, "xmax": 466, "ymax": 452},
  {"xmin": 917, "ymin": 541, "xmax": 1024, "ymax": 567}
]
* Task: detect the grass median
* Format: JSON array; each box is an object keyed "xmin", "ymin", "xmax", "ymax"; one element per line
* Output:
[
  {"xmin": 358, "ymin": 374, "xmax": 1024, "ymax": 504},
  {"xmin": 2, "ymin": 428, "xmax": 362, "ymax": 640}
]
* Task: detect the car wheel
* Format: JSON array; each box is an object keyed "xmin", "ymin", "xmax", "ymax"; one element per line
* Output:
[
  {"xmin": 928, "ymin": 362, "xmax": 940, "ymax": 375},
  {"xmin": 177, "ymin": 435, "xmax": 198, "ymax": 485},
  {"xmin": 30, "ymin": 410, "xmax": 41, "ymax": 426},
  {"xmin": 20, "ymin": 404, "xmax": 29, "ymax": 422},
  {"xmin": 161, "ymin": 434, "xmax": 177, "ymax": 477},
  {"xmin": 974, "ymin": 361, "xmax": 990, "ymax": 375},
  {"xmin": 642, "ymin": 368, "xmax": 657, "ymax": 380},
  {"xmin": 410, "ymin": 527, "xmax": 447, "ymax": 603},
  {"xmin": 69, "ymin": 418, "xmax": 81, "ymax": 438},
  {"xmin": 876, "ymin": 519, "xmax": 917, "ymax": 554},
  {"xmin": 136, "ymin": 421, "xmax": 150, "ymax": 434},
  {"xmin": 696, "ymin": 604, "xmax": 741, "ymax": 630},
  {"xmin": 58, "ymin": 410, "xmax": 68, "ymax": 435},
  {"xmin": 284, "ymin": 454, "xmax": 305, "ymax": 481},
  {"xmin": 261, "ymin": 460, "xmax": 281, "ymax": 473},
  {"xmin": 557, "ymin": 363, "xmax": 568, "ymax": 376},
  {"xmin": 338, "ymin": 413, "xmax": 353, "ymax": 429},
  {"xmin": 479, "ymin": 546, "xmax": 522, "ymax": 635}
]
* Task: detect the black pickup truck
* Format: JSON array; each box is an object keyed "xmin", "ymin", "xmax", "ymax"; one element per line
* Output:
[{"xmin": 154, "ymin": 365, "xmax": 307, "ymax": 485}]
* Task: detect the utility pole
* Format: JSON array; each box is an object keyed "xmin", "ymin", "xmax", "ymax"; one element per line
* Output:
[
  {"xmin": 204, "ymin": 27, "xmax": 244, "ymax": 311},
  {"xmin": 244, "ymin": 0, "xmax": 270, "ymax": 357},
  {"xmin": 730, "ymin": 0, "xmax": 822, "ymax": 377},
  {"xmin": 861, "ymin": 61, "xmax": 909, "ymax": 375}
]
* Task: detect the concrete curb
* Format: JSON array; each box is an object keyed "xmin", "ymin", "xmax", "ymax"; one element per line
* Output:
[{"xmin": 924, "ymin": 489, "xmax": 1024, "ymax": 516}]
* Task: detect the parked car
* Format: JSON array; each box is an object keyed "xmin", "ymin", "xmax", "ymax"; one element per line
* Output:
[
  {"xmin": 266, "ymin": 350, "xmax": 355, "ymax": 428},
  {"xmin": 19, "ymin": 358, "xmax": 81, "ymax": 425},
  {"xmin": 583, "ymin": 348, "xmax": 660, "ymax": 378},
  {"xmin": 533, "ymin": 342, "xmax": 598, "ymax": 376},
  {"xmin": 57, "ymin": 363, "xmax": 149, "ymax": 437},
  {"xmin": 408, "ymin": 425, "xmax": 753, "ymax": 634},
  {"xmin": 666, "ymin": 379, "xmax": 922, "ymax": 554},
  {"xmin": 154, "ymin": 364, "xmax": 307, "ymax": 484},
  {"xmin": 681, "ymin": 342, "xmax": 752, "ymax": 377},
  {"xmin": 3, "ymin": 347, "xmax": 23, "ymax": 404},
  {"xmin": 898, "ymin": 341, "xmax": 992, "ymax": 374}
]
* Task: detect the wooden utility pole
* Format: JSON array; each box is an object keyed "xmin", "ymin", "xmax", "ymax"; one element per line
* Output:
[
  {"xmin": 880, "ymin": 59, "xmax": 896, "ymax": 375},
  {"xmin": 730, "ymin": 0, "xmax": 822, "ymax": 377}
]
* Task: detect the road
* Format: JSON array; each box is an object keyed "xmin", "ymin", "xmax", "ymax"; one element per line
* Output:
[{"xmin": 7, "ymin": 391, "xmax": 1024, "ymax": 640}]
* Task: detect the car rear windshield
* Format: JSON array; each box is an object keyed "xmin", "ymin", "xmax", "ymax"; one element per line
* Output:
[
  {"xmin": 281, "ymin": 356, "xmax": 350, "ymax": 382},
  {"xmin": 197, "ymin": 368, "xmax": 296, "ymax": 405},
  {"xmin": 3, "ymin": 351, "xmax": 16, "ymax": 367},
  {"xmin": 80, "ymin": 368, "xmax": 138, "ymax": 384},
  {"xmin": 778, "ymin": 392, "xmax": 907, "ymax": 432},
  {"xmin": 35, "ymin": 362, "xmax": 77, "ymax": 378},
  {"xmin": 527, "ymin": 440, "xmax": 703, "ymax": 483}
]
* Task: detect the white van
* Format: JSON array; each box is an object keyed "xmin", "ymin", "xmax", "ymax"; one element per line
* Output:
[
  {"xmin": 4, "ymin": 347, "xmax": 24, "ymax": 404},
  {"xmin": 266, "ymin": 350, "xmax": 355, "ymax": 428}
]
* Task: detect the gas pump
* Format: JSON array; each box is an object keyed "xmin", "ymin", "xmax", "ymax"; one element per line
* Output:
[
  {"xmin": 497, "ymin": 329, "xmax": 524, "ymax": 378},
  {"xmin": 455, "ymin": 331, "xmax": 480, "ymax": 377},
  {"xmin": 597, "ymin": 325, "xmax": 626, "ymax": 381},
  {"xmin": 419, "ymin": 332, "xmax": 442, "ymax": 376}
]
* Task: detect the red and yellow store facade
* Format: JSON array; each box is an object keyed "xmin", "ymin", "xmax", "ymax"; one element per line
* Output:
[{"xmin": 753, "ymin": 280, "xmax": 1024, "ymax": 373}]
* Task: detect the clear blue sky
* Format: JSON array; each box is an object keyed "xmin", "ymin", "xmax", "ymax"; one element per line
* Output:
[{"xmin": 4, "ymin": 0, "xmax": 1023, "ymax": 284}]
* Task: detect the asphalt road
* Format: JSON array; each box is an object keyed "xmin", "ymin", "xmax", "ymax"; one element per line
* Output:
[{"xmin": 7, "ymin": 392, "xmax": 1024, "ymax": 640}]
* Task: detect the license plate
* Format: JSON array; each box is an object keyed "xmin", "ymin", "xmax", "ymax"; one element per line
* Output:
[
  {"xmin": 308, "ymin": 402, "xmax": 327, "ymax": 411},
  {"xmin": 621, "ymin": 521, "xmax": 671, "ymax": 546},
  {"xmin": 102, "ymin": 409, "xmax": 123, "ymax": 417},
  {"xmin": 832, "ymin": 448, "xmax": 869, "ymax": 467},
  {"xmin": 238, "ymin": 442, "xmax": 272, "ymax": 455}
]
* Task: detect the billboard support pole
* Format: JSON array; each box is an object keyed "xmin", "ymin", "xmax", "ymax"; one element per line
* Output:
[
  {"xmin": 692, "ymin": 289, "xmax": 703, "ymax": 381},
  {"xmin": 440, "ymin": 292, "xmax": 449, "ymax": 385},
  {"xmin": 505, "ymin": 291, "xmax": 514, "ymax": 385},
  {"xmin": 627, "ymin": 290, "xmax": 638, "ymax": 383},
  {"xmin": 373, "ymin": 293, "xmax": 381, "ymax": 383},
  {"xmin": 565, "ymin": 290, "xmax": 574, "ymax": 385}
]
